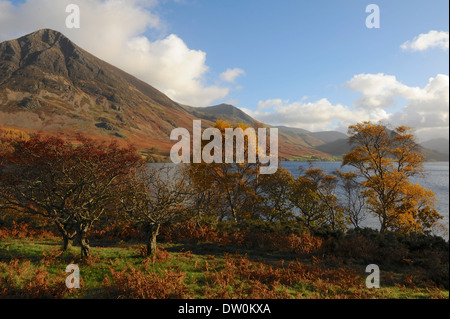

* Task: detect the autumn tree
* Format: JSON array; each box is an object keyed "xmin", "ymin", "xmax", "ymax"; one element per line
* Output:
[
  {"xmin": 343, "ymin": 122, "xmax": 442, "ymax": 234},
  {"xmin": 307, "ymin": 168, "xmax": 346, "ymax": 231},
  {"xmin": 120, "ymin": 165, "xmax": 190, "ymax": 255},
  {"xmin": 187, "ymin": 120, "xmax": 265, "ymax": 223},
  {"xmin": 258, "ymin": 167, "xmax": 295, "ymax": 223},
  {"xmin": 0, "ymin": 127, "xmax": 30, "ymax": 154},
  {"xmin": 290, "ymin": 167, "xmax": 345, "ymax": 231},
  {"xmin": 289, "ymin": 168, "xmax": 324, "ymax": 228},
  {"xmin": 0, "ymin": 134, "xmax": 142, "ymax": 257},
  {"xmin": 335, "ymin": 170, "xmax": 367, "ymax": 229}
]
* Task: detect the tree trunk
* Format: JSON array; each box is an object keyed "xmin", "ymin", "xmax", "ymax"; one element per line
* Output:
[
  {"xmin": 146, "ymin": 224, "xmax": 160, "ymax": 256},
  {"xmin": 55, "ymin": 221, "xmax": 71, "ymax": 251},
  {"xmin": 77, "ymin": 228, "xmax": 91, "ymax": 258},
  {"xmin": 80, "ymin": 237, "xmax": 91, "ymax": 258},
  {"xmin": 62, "ymin": 235, "xmax": 71, "ymax": 251},
  {"xmin": 379, "ymin": 215, "xmax": 387, "ymax": 233}
]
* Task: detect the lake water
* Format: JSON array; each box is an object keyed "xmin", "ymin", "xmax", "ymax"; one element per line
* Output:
[{"xmin": 282, "ymin": 161, "xmax": 449, "ymax": 238}]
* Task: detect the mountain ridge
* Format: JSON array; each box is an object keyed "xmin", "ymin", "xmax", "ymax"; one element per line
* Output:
[{"xmin": 0, "ymin": 29, "xmax": 200, "ymax": 151}]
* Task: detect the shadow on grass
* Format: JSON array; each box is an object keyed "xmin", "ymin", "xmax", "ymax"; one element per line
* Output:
[{"xmin": 162, "ymin": 240, "xmax": 308, "ymax": 264}]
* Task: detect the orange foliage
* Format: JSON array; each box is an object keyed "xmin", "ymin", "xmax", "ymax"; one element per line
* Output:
[
  {"xmin": 0, "ymin": 221, "xmax": 57, "ymax": 239},
  {"xmin": 202, "ymin": 253, "xmax": 370, "ymax": 299},
  {"xmin": 103, "ymin": 267, "xmax": 189, "ymax": 299},
  {"xmin": 159, "ymin": 222, "xmax": 323, "ymax": 255},
  {"xmin": 0, "ymin": 127, "xmax": 30, "ymax": 154},
  {"xmin": 0, "ymin": 259, "xmax": 74, "ymax": 299},
  {"xmin": 343, "ymin": 122, "xmax": 442, "ymax": 234}
]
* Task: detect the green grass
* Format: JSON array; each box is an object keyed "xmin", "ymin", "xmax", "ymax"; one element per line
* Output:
[{"xmin": 0, "ymin": 238, "xmax": 448, "ymax": 299}]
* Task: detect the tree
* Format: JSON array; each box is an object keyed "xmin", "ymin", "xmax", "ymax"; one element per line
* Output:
[
  {"xmin": 258, "ymin": 167, "xmax": 295, "ymax": 223},
  {"xmin": 289, "ymin": 168, "xmax": 326, "ymax": 229},
  {"xmin": 335, "ymin": 170, "xmax": 367, "ymax": 229},
  {"xmin": 343, "ymin": 122, "xmax": 442, "ymax": 234},
  {"xmin": 0, "ymin": 127, "xmax": 30, "ymax": 154},
  {"xmin": 290, "ymin": 167, "xmax": 346, "ymax": 231},
  {"xmin": 0, "ymin": 134, "xmax": 142, "ymax": 257},
  {"xmin": 307, "ymin": 168, "xmax": 346, "ymax": 231},
  {"xmin": 187, "ymin": 120, "xmax": 263, "ymax": 223},
  {"xmin": 120, "ymin": 165, "xmax": 190, "ymax": 256}
]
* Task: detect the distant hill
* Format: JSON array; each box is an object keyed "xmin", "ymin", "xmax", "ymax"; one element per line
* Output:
[
  {"xmin": 420, "ymin": 138, "xmax": 449, "ymax": 155},
  {"xmin": 181, "ymin": 103, "xmax": 256, "ymax": 125},
  {"xmin": 419, "ymin": 147, "xmax": 449, "ymax": 162},
  {"xmin": 315, "ymin": 137, "xmax": 449, "ymax": 162},
  {"xmin": 183, "ymin": 104, "xmax": 352, "ymax": 160},
  {"xmin": 314, "ymin": 138, "xmax": 352, "ymax": 156},
  {"xmin": 275, "ymin": 126, "xmax": 348, "ymax": 145}
]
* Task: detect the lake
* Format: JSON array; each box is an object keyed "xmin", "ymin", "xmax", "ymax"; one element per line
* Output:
[{"xmin": 281, "ymin": 161, "xmax": 449, "ymax": 238}]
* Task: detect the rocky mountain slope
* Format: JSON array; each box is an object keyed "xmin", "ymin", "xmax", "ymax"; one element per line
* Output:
[{"xmin": 0, "ymin": 29, "xmax": 200, "ymax": 151}]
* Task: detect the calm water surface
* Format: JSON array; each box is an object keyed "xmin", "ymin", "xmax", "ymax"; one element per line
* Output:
[{"xmin": 282, "ymin": 161, "xmax": 449, "ymax": 238}]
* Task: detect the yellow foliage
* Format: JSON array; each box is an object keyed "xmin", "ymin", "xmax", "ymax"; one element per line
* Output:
[
  {"xmin": 343, "ymin": 122, "xmax": 442, "ymax": 234},
  {"xmin": 0, "ymin": 127, "xmax": 30, "ymax": 154}
]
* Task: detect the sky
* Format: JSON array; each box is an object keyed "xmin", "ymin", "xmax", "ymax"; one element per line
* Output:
[{"xmin": 0, "ymin": 0, "xmax": 448, "ymax": 141}]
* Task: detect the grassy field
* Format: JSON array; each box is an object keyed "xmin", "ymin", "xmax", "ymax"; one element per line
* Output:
[{"xmin": 0, "ymin": 235, "xmax": 448, "ymax": 299}]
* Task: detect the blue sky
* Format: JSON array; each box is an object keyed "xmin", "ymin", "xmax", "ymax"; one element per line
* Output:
[
  {"xmin": 157, "ymin": 0, "xmax": 448, "ymax": 108},
  {"xmin": 0, "ymin": 0, "xmax": 448, "ymax": 140}
]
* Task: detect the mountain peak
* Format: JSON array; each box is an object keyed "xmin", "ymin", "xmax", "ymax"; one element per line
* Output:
[
  {"xmin": 19, "ymin": 28, "xmax": 70, "ymax": 46},
  {"xmin": 0, "ymin": 28, "xmax": 86, "ymax": 83},
  {"xmin": 0, "ymin": 29, "xmax": 192, "ymax": 151}
]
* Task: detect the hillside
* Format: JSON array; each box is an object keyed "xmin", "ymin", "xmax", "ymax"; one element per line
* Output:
[
  {"xmin": 0, "ymin": 29, "xmax": 201, "ymax": 151},
  {"xmin": 181, "ymin": 103, "xmax": 256, "ymax": 125},
  {"xmin": 420, "ymin": 138, "xmax": 449, "ymax": 155},
  {"xmin": 182, "ymin": 104, "xmax": 349, "ymax": 160},
  {"xmin": 315, "ymin": 137, "xmax": 449, "ymax": 162}
]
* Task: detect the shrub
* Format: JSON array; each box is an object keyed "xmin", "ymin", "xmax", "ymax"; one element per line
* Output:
[
  {"xmin": 0, "ymin": 259, "xmax": 73, "ymax": 299},
  {"xmin": 102, "ymin": 266, "xmax": 189, "ymax": 299}
]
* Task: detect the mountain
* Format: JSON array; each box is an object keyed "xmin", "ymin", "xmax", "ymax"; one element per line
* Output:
[
  {"xmin": 314, "ymin": 138, "xmax": 352, "ymax": 156},
  {"xmin": 315, "ymin": 137, "xmax": 449, "ymax": 162},
  {"xmin": 182, "ymin": 104, "xmax": 349, "ymax": 159},
  {"xmin": 0, "ymin": 29, "xmax": 200, "ymax": 151},
  {"xmin": 276, "ymin": 126, "xmax": 348, "ymax": 146},
  {"xmin": 420, "ymin": 138, "xmax": 449, "ymax": 155},
  {"xmin": 182, "ymin": 103, "xmax": 256, "ymax": 125}
]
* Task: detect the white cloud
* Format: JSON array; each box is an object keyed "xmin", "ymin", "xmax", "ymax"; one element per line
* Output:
[
  {"xmin": 244, "ymin": 73, "xmax": 449, "ymax": 140},
  {"xmin": 345, "ymin": 73, "xmax": 449, "ymax": 139},
  {"xmin": 220, "ymin": 68, "xmax": 245, "ymax": 83},
  {"xmin": 401, "ymin": 30, "xmax": 449, "ymax": 51},
  {"xmin": 388, "ymin": 74, "xmax": 449, "ymax": 140},
  {"xmin": 346, "ymin": 73, "xmax": 423, "ymax": 109},
  {"xmin": 256, "ymin": 99, "xmax": 286, "ymax": 111},
  {"xmin": 244, "ymin": 98, "xmax": 387, "ymax": 132},
  {"xmin": 0, "ymin": 0, "xmax": 235, "ymax": 106}
]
